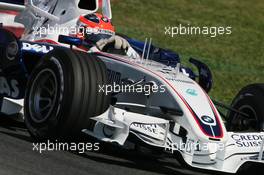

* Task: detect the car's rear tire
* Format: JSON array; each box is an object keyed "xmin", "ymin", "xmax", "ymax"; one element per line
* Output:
[
  {"xmin": 226, "ymin": 84, "xmax": 264, "ymax": 132},
  {"xmin": 24, "ymin": 48, "xmax": 110, "ymax": 140}
]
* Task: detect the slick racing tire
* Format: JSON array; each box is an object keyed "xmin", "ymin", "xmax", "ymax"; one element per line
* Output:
[
  {"xmin": 24, "ymin": 48, "xmax": 110, "ymax": 140},
  {"xmin": 226, "ymin": 84, "xmax": 264, "ymax": 132}
]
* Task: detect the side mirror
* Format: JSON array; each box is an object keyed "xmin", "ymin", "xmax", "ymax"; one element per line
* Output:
[
  {"xmin": 58, "ymin": 35, "xmax": 82, "ymax": 47},
  {"xmin": 189, "ymin": 58, "xmax": 213, "ymax": 93}
]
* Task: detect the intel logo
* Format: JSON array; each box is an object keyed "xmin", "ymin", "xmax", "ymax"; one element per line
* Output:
[{"xmin": 201, "ymin": 115, "xmax": 214, "ymax": 124}]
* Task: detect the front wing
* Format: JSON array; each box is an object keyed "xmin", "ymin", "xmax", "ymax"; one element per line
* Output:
[{"xmin": 83, "ymin": 105, "xmax": 264, "ymax": 174}]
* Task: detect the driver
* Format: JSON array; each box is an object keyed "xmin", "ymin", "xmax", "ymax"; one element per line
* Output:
[{"xmin": 76, "ymin": 13, "xmax": 132, "ymax": 54}]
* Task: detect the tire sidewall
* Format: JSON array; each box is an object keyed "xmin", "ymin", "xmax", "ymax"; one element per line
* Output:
[
  {"xmin": 24, "ymin": 48, "xmax": 110, "ymax": 139},
  {"xmin": 227, "ymin": 84, "xmax": 264, "ymax": 131}
]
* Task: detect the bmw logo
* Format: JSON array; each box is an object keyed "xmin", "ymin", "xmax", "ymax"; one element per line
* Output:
[{"xmin": 201, "ymin": 115, "xmax": 214, "ymax": 124}]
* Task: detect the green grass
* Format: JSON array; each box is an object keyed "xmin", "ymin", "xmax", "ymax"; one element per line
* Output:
[{"xmin": 111, "ymin": 0, "xmax": 264, "ymax": 104}]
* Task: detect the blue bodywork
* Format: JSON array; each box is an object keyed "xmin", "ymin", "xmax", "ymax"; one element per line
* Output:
[
  {"xmin": 0, "ymin": 28, "xmax": 60, "ymax": 99},
  {"xmin": 126, "ymin": 38, "xmax": 181, "ymax": 65},
  {"xmin": 125, "ymin": 37, "xmax": 197, "ymax": 79},
  {"xmin": 125, "ymin": 36, "xmax": 213, "ymax": 92},
  {"xmin": 0, "ymin": 0, "xmax": 24, "ymax": 5}
]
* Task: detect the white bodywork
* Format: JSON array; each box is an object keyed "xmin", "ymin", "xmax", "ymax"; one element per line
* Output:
[
  {"xmin": 0, "ymin": 11, "xmax": 23, "ymax": 28},
  {"xmin": 0, "ymin": 0, "xmax": 263, "ymax": 173}
]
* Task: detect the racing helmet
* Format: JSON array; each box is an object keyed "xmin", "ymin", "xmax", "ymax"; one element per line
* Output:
[{"xmin": 77, "ymin": 13, "xmax": 115, "ymax": 44}]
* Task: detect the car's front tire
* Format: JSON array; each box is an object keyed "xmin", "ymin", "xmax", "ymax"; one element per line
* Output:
[
  {"xmin": 226, "ymin": 84, "xmax": 264, "ymax": 132},
  {"xmin": 24, "ymin": 48, "xmax": 110, "ymax": 140}
]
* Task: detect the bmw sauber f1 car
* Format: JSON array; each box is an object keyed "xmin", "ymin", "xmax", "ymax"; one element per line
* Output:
[{"xmin": 0, "ymin": 0, "xmax": 263, "ymax": 174}]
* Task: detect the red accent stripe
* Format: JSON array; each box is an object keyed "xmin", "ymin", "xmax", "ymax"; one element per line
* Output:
[
  {"xmin": 3, "ymin": 26, "xmax": 24, "ymax": 38},
  {"xmin": 0, "ymin": 10, "xmax": 19, "ymax": 15},
  {"xmin": 97, "ymin": 52, "xmax": 224, "ymax": 139},
  {"xmin": 34, "ymin": 39, "xmax": 59, "ymax": 45}
]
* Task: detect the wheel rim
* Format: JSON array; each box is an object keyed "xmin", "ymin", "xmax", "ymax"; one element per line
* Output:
[
  {"xmin": 29, "ymin": 69, "xmax": 58, "ymax": 123},
  {"xmin": 231, "ymin": 105, "xmax": 259, "ymax": 131}
]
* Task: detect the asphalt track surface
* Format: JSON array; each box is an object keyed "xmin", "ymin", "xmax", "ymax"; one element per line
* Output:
[{"xmin": 0, "ymin": 117, "xmax": 263, "ymax": 175}]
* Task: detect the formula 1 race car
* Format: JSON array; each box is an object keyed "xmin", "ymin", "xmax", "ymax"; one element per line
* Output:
[{"xmin": 0, "ymin": 0, "xmax": 263, "ymax": 174}]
